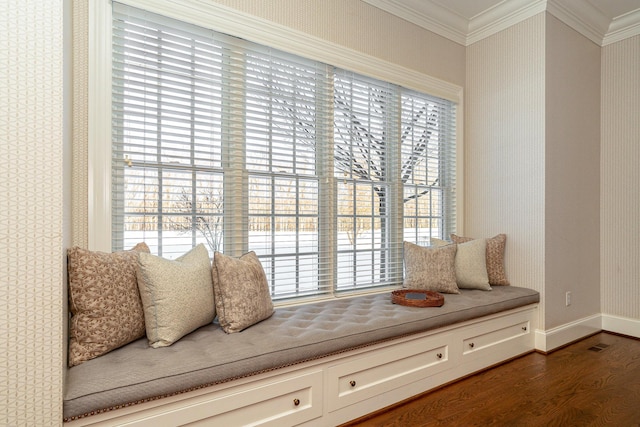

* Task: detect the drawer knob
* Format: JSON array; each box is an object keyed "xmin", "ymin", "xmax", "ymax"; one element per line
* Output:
[
  {"xmin": 522, "ymin": 326, "xmax": 528, "ymax": 332},
  {"xmin": 350, "ymin": 380, "xmax": 356, "ymax": 387},
  {"xmin": 437, "ymin": 353, "xmax": 443, "ymax": 359},
  {"xmin": 293, "ymin": 398, "xmax": 300, "ymax": 406},
  {"xmin": 469, "ymin": 342, "xmax": 475, "ymax": 348}
]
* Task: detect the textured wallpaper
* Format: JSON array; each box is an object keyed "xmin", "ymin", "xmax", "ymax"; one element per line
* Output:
[
  {"xmin": 0, "ymin": 1, "xmax": 65, "ymax": 424},
  {"xmin": 465, "ymin": 14, "xmax": 546, "ymax": 328},
  {"xmin": 72, "ymin": 0, "xmax": 89, "ymax": 249},
  {"xmin": 601, "ymin": 35, "xmax": 640, "ymax": 321}
]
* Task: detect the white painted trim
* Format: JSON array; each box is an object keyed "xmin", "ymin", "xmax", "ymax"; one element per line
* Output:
[
  {"xmin": 455, "ymin": 100, "xmax": 464, "ymax": 235},
  {"xmin": 115, "ymin": 0, "xmax": 462, "ymax": 103},
  {"xmin": 362, "ymin": 0, "xmax": 468, "ymax": 46},
  {"xmin": 366, "ymin": 0, "xmax": 640, "ymax": 47},
  {"xmin": 88, "ymin": 0, "xmax": 114, "ymax": 251},
  {"xmin": 603, "ymin": 9, "xmax": 640, "ymax": 46},
  {"xmin": 534, "ymin": 314, "xmax": 602, "ymax": 352},
  {"xmin": 466, "ymin": 0, "xmax": 547, "ymax": 45},
  {"xmin": 602, "ymin": 314, "xmax": 640, "ymax": 339},
  {"xmin": 546, "ymin": 0, "xmax": 607, "ymax": 46}
]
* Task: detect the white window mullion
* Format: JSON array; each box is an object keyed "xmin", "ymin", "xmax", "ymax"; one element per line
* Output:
[
  {"xmin": 388, "ymin": 91, "xmax": 404, "ymax": 285},
  {"xmin": 222, "ymin": 46, "xmax": 248, "ymax": 257},
  {"xmin": 317, "ymin": 65, "xmax": 336, "ymax": 296}
]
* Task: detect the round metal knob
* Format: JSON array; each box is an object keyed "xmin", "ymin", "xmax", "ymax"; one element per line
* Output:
[
  {"xmin": 522, "ymin": 326, "xmax": 528, "ymax": 332},
  {"xmin": 469, "ymin": 342, "xmax": 475, "ymax": 348},
  {"xmin": 293, "ymin": 398, "xmax": 300, "ymax": 406},
  {"xmin": 437, "ymin": 353, "xmax": 443, "ymax": 359},
  {"xmin": 350, "ymin": 380, "xmax": 356, "ymax": 387}
]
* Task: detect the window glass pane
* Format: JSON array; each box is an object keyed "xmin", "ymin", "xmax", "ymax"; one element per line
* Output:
[
  {"xmin": 333, "ymin": 70, "xmax": 397, "ymax": 290},
  {"xmin": 401, "ymin": 89, "xmax": 456, "ymax": 244},
  {"xmin": 113, "ymin": 6, "xmax": 225, "ymax": 257}
]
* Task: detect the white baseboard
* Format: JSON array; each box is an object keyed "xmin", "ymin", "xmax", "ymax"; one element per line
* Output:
[
  {"xmin": 534, "ymin": 314, "xmax": 602, "ymax": 352},
  {"xmin": 602, "ymin": 314, "xmax": 640, "ymax": 339}
]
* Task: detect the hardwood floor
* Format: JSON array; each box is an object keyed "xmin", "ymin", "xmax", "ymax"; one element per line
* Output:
[{"xmin": 343, "ymin": 332, "xmax": 640, "ymax": 426}]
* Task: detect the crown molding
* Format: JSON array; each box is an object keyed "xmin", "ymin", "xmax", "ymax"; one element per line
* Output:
[
  {"xmin": 466, "ymin": 0, "xmax": 547, "ymax": 45},
  {"xmin": 362, "ymin": 0, "xmax": 468, "ymax": 45},
  {"xmin": 603, "ymin": 8, "xmax": 640, "ymax": 45},
  {"xmin": 546, "ymin": 0, "xmax": 610, "ymax": 45},
  {"xmin": 363, "ymin": 0, "xmax": 640, "ymax": 47}
]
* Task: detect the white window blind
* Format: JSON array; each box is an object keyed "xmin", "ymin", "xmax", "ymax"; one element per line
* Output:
[
  {"xmin": 401, "ymin": 89, "xmax": 457, "ymax": 247},
  {"xmin": 333, "ymin": 70, "xmax": 400, "ymax": 290},
  {"xmin": 111, "ymin": 3, "xmax": 456, "ymax": 301}
]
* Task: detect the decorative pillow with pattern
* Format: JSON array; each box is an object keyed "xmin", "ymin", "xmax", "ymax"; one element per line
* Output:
[
  {"xmin": 432, "ymin": 238, "xmax": 491, "ymax": 290},
  {"xmin": 212, "ymin": 251, "xmax": 275, "ymax": 333},
  {"xmin": 137, "ymin": 244, "xmax": 215, "ymax": 348},
  {"xmin": 451, "ymin": 233, "xmax": 510, "ymax": 286},
  {"xmin": 67, "ymin": 243, "xmax": 149, "ymax": 367},
  {"xmin": 403, "ymin": 241, "xmax": 459, "ymax": 294}
]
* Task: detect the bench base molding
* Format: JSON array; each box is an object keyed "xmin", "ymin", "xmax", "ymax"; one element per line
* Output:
[{"xmin": 65, "ymin": 304, "xmax": 537, "ymax": 426}]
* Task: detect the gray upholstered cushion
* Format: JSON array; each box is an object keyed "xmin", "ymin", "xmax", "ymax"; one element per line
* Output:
[
  {"xmin": 212, "ymin": 251, "xmax": 274, "ymax": 333},
  {"xmin": 137, "ymin": 244, "xmax": 215, "ymax": 348},
  {"xmin": 64, "ymin": 286, "xmax": 539, "ymax": 420},
  {"xmin": 403, "ymin": 241, "xmax": 459, "ymax": 294}
]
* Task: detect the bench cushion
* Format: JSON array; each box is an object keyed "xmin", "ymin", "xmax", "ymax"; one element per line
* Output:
[{"xmin": 64, "ymin": 286, "xmax": 539, "ymax": 420}]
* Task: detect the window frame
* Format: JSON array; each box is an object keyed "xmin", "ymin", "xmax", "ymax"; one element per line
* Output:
[{"xmin": 88, "ymin": 0, "xmax": 464, "ymax": 296}]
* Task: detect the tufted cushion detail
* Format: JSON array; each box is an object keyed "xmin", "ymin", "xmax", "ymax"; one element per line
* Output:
[{"xmin": 64, "ymin": 286, "xmax": 539, "ymax": 420}]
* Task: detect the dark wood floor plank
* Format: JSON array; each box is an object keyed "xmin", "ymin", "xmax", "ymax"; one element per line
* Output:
[{"xmin": 343, "ymin": 332, "xmax": 640, "ymax": 427}]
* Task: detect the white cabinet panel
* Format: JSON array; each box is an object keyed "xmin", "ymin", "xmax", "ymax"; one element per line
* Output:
[{"xmin": 327, "ymin": 335, "xmax": 450, "ymax": 411}]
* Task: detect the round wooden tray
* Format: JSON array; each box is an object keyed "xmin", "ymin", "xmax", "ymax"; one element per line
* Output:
[{"xmin": 391, "ymin": 289, "xmax": 444, "ymax": 307}]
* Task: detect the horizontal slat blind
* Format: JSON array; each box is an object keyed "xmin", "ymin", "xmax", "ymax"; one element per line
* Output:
[
  {"xmin": 112, "ymin": 5, "xmax": 227, "ymax": 259},
  {"xmin": 243, "ymin": 45, "xmax": 331, "ymax": 298},
  {"xmin": 333, "ymin": 70, "xmax": 400, "ymax": 290},
  {"xmin": 111, "ymin": 2, "xmax": 456, "ymax": 301},
  {"xmin": 401, "ymin": 89, "xmax": 457, "ymax": 246}
]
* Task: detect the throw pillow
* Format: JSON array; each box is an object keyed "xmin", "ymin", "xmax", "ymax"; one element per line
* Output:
[
  {"xmin": 403, "ymin": 241, "xmax": 459, "ymax": 294},
  {"xmin": 451, "ymin": 233, "xmax": 510, "ymax": 286},
  {"xmin": 137, "ymin": 244, "xmax": 215, "ymax": 348},
  {"xmin": 67, "ymin": 243, "xmax": 149, "ymax": 367},
  {"xmin": 212, "ymin": 251, "xmax": 275, "ymax": 333},
  {"xmin": 432, "ymin": 238, "xmax": 491, "ymax": 290}
]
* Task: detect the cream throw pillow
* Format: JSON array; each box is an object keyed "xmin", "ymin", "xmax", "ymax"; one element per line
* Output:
[
  {"xmin": 212, "ymin": 251, "xmax": 274, "ymax": 333},
  {"xmin": 451, "ymin": 233, "xmax": 510, "ymax": 286},
  {"xmin": 403, "ymin": 241, "xmax": 459, "ymax": 294},
  {"xmin": 67, "ymin": 243, "xmax": 149, "ymax": 367},
  {"xmin": 137, "ymin": 244, "xmax": 215, "ymax": 348},
  {"xmin": 432, "ymin": 238, "xmax": 491, "ymax": 290}
]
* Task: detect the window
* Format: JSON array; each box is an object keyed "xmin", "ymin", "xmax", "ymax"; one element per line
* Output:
[{"xmin": 110, "ymin": 2, "xmax": 457, "ymax": 301}]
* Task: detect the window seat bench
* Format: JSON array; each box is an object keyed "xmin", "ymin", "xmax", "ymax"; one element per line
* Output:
[{"xmin": 64, "ymin": 286, "xmax": 539, "ymax": 425}]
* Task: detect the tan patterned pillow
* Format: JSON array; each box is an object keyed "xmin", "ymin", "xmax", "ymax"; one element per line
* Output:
[
  {"xmin": 431, "ymin": 238, "xmax": 491, "ymax": 290},
  {"xmin": 212, "ymin": 251, "xmax": 275, "ymax": 333},
  {"xmin": 67, "ymin": 243, "xmax": 149, "ymax": 367},
  {"xmin": 451, "ymin": 233, "xmax": 510, "ymax": 286},
  {"xmin": 403, "ymin": 241, "xmax": 459, "ymax": 294},
  {"xmin": 137, "ymin": 244, "xmax": 215, "ymax": 348}
]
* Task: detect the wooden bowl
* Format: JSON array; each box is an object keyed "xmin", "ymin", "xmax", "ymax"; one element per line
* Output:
[{"xmin": 391, "ymin": 289, "xmax": 445, "ymax": 307}]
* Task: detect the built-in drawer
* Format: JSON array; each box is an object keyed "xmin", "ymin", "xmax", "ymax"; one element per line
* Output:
[
  {"xmin": 461, "ymin": 314, "xmax": 531, "ymax": 358},
  {"xmin": 326, "ymin": 335, "xmax": 450, "ymax": 412},
  {"xmin": 152, "ymin": 370, "xmax": 324, "ymax": 427}
]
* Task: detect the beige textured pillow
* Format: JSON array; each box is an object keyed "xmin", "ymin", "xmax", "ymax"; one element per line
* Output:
[
  {"xmin": 432, "ymin": 238, "xmax": 491, "ymax": 290},
  {"xmin": 67, "ymin": 243, "xmax": 149, "ymax": 367},
  {"xmin": 403, "ymin": 241, "xmax": 459, "ymax": 294},
  {"xmin": 451, "ymin": 234, "xmax": 510, "ymax": 286},
  {"xmin": 212, "ymin": 251, "xmax": 275, "ymax": 333},
  {"xmin": 137, "ymin": 244, "xmax": 215, "ymax": 348}
]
